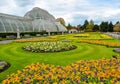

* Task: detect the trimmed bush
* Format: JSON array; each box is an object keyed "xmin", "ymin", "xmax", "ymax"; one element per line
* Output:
[{"xmin": 0, "ymin": 61, "xmax": 10, "ymax": 73}]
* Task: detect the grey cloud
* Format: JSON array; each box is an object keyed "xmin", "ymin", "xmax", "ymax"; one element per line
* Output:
[{"xmin": 14, "ymin": 0, "xmax": 34, "ymax": 7}]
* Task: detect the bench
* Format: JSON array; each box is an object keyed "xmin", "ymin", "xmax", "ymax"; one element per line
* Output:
[
  {"xmin": 36, "ymin": 34, "xmax": 41, "ymax": 37},
  {"xmin": 6, "ymin": 35, "xmax": 16, "ymax": 39},
  {"xmin": 24, "ymin": 34, "xmax": 30, "ymax": 37}
]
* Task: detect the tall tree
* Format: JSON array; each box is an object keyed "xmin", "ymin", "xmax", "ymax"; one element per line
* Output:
[
  {"xmin": 66, "ymin": 23, "xmax": 72, "ymax": 30},
  {"xmin": 89, "ymin": 19, "xmax": 94, "ymax": 25},
  {"xmin": 100, "ymin": 21, "xmax": 109, "ymax": 32},
  {"xmin": 93, "ymin": 24, "xmax": 99, "ymax": 32},
  {"xmin": 108, "ymin": 21, "xmax": 113, "ymax": 32},
  {"xmin": 115, "ymin": 21, "xmax": 119, "ymax": 25},
  {"xmin": 56, "ymin": 18, "xmax": 66, "ymax": 26},
  {"xmin": 82, "ymin": 20, "xmax": 89, "ymax": 30},
  {"xmin": 86, "ymin": 19, "xmax": 94, "ymax": 31},
  {"xmin": 77, "ymin": 24, "xmax": 82, "ymax": 31}
]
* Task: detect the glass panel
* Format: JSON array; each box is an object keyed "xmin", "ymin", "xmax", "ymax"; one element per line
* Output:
[
  {"xmin": 39, "ymin": 23, "xmax": 44, "ymax": 31},
  {"xmin": 2, "ymin": 18, "xmax": 12, "ymax": 32},
  {"xmin": 21, "ymin": 21, "xmax": 28, "ymax": 32},
  {"xmin": 33, "ymin": 20, "xmax": 39, "ymax": 32},
  {"xmin": 10, "ymin": 20, "xmax": 17, "ymax": 32},
  {"xmin": 7, "ymin": 19, "xmax": 14, "ymax": 32},
  {"xmin": 16, "ymin": 20, "xmax": 24, "ymax": 32},
  {"xmin": 27, "ymin": 21, "xmax": 33, "ymax": 32},
  {"xmin": 0, "ymin": 20, "xmax": 5, "ymax": 32}
]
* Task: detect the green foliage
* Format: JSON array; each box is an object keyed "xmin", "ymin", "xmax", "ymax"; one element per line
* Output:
[
  {"xmin": 77, "ymin": 24, "xmax": 82, "ymax": 31},
  {"xmin": 100, "ymin": 21, "xmax": 114, "ymax": 32},
  {"xmin": 83, "ymin": 19, "xmax": 94, "ymax": 32},
  {"xmin": 86, "ymin": 24, "xmax": 94, "ymax": 32},
  {"xmin": 0, "ymin": 33, "xmax": 16, "ymax": 38},
  {"xmin": 93, "ymin": 24, "xmax": 99, "ymax": 31},
  {"xmin": 115, "ymin": 21, "xmax": 119, "ymax": 25},
  {"xmin": 100, "ymin": 21, "xmax": 109, "ymax": 32},
  {"xmin": 66, "ymin": 23, "xmax": 72, "ymax": 30},
  {"xmin": 89, "ymin": 19, "xmax": 94, "ymax": 25},
  {"xmin": 108, "ymin": 21, "xmax": 114, "ymax": 32},
  {"xmin": 56, "ymin": 18, "xmax": 66, "ymax": 26},
  {"xmin": 82, "ymin": 20, "xmax": 89, "ymax": 30}
]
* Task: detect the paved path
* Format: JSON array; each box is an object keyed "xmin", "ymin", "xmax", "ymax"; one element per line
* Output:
[
  {"xmin": 0, "ymin": 37, "xmax": 45, "ymax": 44},
  {"xmin": 0, "ymin": 40, "xmax": 13, "ymax": 44},
  {"xmin": 0, "ymin": 36, "xmax": 47, "ymax": 44}
]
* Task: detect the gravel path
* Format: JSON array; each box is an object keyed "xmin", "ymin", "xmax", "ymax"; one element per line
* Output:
[
  {"xmin": 114, "ymin": 48, "xmax": 120, "ymax": 53},
  {"xmin": 0, "ymin": 37, "xmax": 47, "ymax": 44},
  {"xmin": 0, "ymin": 37, "xmax": 44, "ymax": 44},
  {"xmin": 0, "ymin": 40, "xmax": 13, "ymax": 44}
]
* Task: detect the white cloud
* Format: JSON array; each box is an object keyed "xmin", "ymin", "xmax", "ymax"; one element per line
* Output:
[
  {"xmin": 0, "ymin": 0, "xmax": 17, "ymax": 14},
  {"xmin": 0, "ymin": 0, "xmax": 120, "ymax": 25}
]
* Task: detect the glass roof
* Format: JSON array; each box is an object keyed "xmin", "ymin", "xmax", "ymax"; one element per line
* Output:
[{"xmin": 0, "ymin": 7, "xmax": 67, "ymax": 33}]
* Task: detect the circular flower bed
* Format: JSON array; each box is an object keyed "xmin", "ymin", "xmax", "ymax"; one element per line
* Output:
[{"xmin": 23, "ymin": 41, "xmax": 77, "ymax": 53}]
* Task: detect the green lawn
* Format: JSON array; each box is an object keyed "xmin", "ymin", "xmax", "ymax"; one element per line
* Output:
[{"xmin": 0, "ymin": 32, "xmax": 120, "ymax": 82}]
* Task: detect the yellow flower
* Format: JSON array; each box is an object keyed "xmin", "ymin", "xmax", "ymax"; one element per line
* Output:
[{"xmin": 53, "ymin": 82, "xmax": 58, "ymax": 84}]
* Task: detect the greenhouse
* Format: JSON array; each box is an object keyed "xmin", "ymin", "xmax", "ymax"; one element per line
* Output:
[{"xmin": 0, "ymin": 7, "xmax": 67, "ymax": 33}]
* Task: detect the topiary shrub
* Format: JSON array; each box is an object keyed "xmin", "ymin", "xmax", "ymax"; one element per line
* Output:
[
  {"xmin": 113, "ymin": 48, "xmax": 120, "ymax": 53},
  {"xmin": 0, "ymin": 61, "xmax": 10, "ymax": 73}
]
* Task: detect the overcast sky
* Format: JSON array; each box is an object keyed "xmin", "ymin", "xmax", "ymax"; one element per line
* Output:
[{"xmin": 0, "ymin": 0, "xmax": 120, "ymax": 25}]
